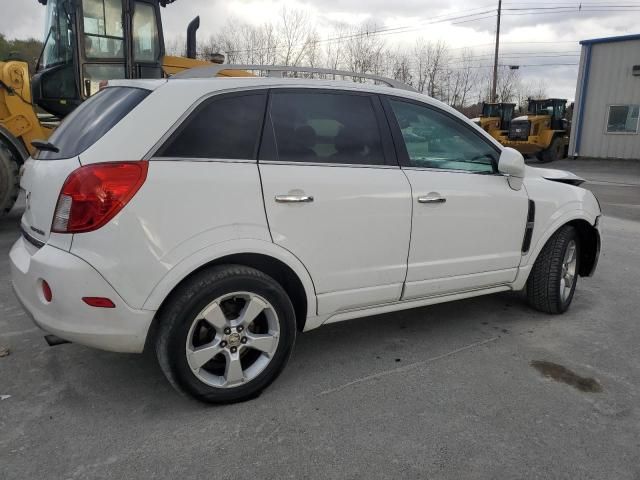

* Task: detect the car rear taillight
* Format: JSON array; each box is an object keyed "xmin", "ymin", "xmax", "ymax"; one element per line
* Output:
[{"xmin": 52, "ymin": 161, "xmax": 148, "ymax": 233}]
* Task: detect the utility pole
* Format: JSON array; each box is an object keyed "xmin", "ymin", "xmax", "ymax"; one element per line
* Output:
[{"xmin": 491, "ymin": 0, "xmax": 502, "ymax": 102}]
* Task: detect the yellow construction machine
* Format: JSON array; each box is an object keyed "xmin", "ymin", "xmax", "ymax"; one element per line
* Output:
[
  {"xmin": 496, "ymin": 98, "xmax": 570, "ymax": 163},
  {"xmin": 0, "ymin": 0, "xmax": 247, "ymax": 214},
  {"xmin": 472, "ymin": 102, "xmax": 515, "ymax": 141}
]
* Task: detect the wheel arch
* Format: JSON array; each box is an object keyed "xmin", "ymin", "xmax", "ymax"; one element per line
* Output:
[
  {"xmin": 567, "ymin": 218, "xmax": 600, "ymax": 277},
  {"xmin": 143, "ymin": 241, "xmax": 317, "ymax": 345},
  {"xmin": 515, "ymin": 209, "xmax": 600, "ymax": 289}
]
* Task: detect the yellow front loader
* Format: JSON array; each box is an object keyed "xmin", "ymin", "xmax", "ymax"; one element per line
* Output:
[
  {"xmin": 472, "ymin": 102, "xmax": 515, "ymax": 141},
  {"xmin": 0, "ymin": 0, "xmax": 248, "ymax": 214},
  {"xmin": 495, "ymin": 98, "xmax": 570, "ymax": 163}
]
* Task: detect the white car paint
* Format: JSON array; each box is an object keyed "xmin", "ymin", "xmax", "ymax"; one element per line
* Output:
[
  {"xmin": 401, "ymin": 169, "xmax": 529, "ymax": 299},
  {"xmin": 259, "ymin": 162, "xmax": 412, "ymax": 314},
  {"xmin": 10, "ymin": 76, "xmax": 601, "ymax": 353}
]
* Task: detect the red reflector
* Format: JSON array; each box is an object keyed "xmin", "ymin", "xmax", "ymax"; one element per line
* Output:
[
  {"xmin": 42, "ymin": 280, "xmax": 52, "ymax": 302},
  {"xmin": 52, "ymin": 161, "xmax": 148, "ymax": 233},
  {"xmin": 82, "ymin": 297, "xmax": 116, "ymax": 308}
]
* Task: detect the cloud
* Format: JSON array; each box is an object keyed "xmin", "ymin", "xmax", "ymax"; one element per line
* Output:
[{"xmin": 0, "ymin": 0, "xmax": 634, "ymax": 100}]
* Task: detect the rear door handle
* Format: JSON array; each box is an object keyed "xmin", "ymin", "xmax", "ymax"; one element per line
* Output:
[
  {"xmin": 417, "ymin": 193, "xmax": 446, "ymax": 204},
  {"xmin": 275, "ymin": 194, "xmax": 314, "ymax": 203}
]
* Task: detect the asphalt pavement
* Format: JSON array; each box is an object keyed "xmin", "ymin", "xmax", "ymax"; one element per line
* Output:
[{"xmin": 1, "ymin": 158, "xmax": 639, "ymax": 479}]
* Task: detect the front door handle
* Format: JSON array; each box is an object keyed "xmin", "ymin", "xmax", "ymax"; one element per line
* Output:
[
  {"xmin": 417, "ymin": 193, "xmax": 446, "ymax": 204},
  {"xmin": 275, "ymin": 194, "xmax": 314, "ymax": 203}
]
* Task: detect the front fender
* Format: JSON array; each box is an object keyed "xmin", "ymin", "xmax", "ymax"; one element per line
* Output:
[
  {"xmin": 513, "ymin": 206, "xmax": 600, "ymax": 290},
  {"xmin": 142, "ymin": 238, "xmax": 317, "ymax": 318}
]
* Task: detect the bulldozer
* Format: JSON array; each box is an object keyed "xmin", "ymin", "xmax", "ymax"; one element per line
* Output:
[
  {"xmin": 0, "ymin": 0, "xmax": 247, "ymax": 214},
  {"xmin": 496, "ymin": 98, "xmax": 570, "ymax": 163},
  {"xmin": 472, "ymin": 102, "xmax": 515, "ymax": 141}
]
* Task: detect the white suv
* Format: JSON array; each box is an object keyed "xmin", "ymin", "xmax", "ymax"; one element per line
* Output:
[{"xmin": 11, "ymin": 71, "xmax": 601, "ymax": 403}]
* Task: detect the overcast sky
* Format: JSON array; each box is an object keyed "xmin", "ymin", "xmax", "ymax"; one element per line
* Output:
[{"xmin": 1, "ymin": 0, "xmax": 638, "ymax": 100}]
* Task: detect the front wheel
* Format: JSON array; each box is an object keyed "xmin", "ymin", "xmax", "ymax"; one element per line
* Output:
[
  {"xmin": 0, "ymin": 143, "xmax": 20, "ymax": 215},
  {"xmin": 527, "ymin": 225, "xmax": 580, "ymax": 314},
  {"xmin": 155, "ymin": 265, "xmax": 297, "ymax": 404},
  {"xmin": 536, "ymin": 137, "xmax": 563, "ymax": 163}
]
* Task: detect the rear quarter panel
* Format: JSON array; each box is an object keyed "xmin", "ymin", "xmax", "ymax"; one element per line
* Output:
[{"xmin": 69, "ymin": 160, "xmax": 272, "ymax": 310}]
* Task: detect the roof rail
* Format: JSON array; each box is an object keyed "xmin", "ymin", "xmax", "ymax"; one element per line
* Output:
[{"xmin": 171, "ymin": 64, "xmax": 417, "ymax": 92}]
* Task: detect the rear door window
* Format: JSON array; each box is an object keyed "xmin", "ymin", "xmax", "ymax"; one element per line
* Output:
[
  {"xmin": 36, "ymin": 86, "xmax": 150, "ymax": 160},
  {"xmin": 264, "ymin": 91, "xmax": 386, "ymax": 166},
  {"xmin": 156, "ymin": 93, "xmax": 267, "ymax": 160}
]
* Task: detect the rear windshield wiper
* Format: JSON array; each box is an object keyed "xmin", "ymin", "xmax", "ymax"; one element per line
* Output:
[{"xmin": 31, "ymin": 140, "xmax": 60, "ymax": 153}]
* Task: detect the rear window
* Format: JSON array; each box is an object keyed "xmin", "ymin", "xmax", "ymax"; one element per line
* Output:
[{"xmin": 36, "ymin": 87, "xmax": 150, "ymax": 160}]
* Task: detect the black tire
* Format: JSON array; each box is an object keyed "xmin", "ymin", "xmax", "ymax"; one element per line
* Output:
[
  {"xmin": 527, "ymin": 225, "xmax": 580, "ymax": 314},
  {"xmin": 155, "ymin": 265, "xmax": 297, "ymax": 404},
  {"xmin": 0, "ymin": 143, "xmax": 20, "ymax": 216},
  {"xmin": 536, "ymin": 137, "xmax": 563, "ymax": 163}
]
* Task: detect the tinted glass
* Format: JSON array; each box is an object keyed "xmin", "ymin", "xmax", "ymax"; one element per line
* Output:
[
  {"xmin": 158, "ymin": 94, "xmax": 267, "ymax": 159},
  {"xmin": 267, "ymin": 92, "xmax": 385, "ymax": 165},
  {"xmin": 389, "ymin": 99, "xmax": 497, "ymax": 173},
  {"xmin": 36, "ymin": 87, "xmax": 149, "ymax": 160}
]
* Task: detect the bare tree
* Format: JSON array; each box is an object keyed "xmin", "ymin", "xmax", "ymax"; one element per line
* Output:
[
  {"xmin": 165, "ymin": 35, "xmax": 186, "ymax": 57},
  {"xmin": 390, "ymin": 49, "xmax": 413, "ymax": 86},
  {"xmin": 279, "ymin": 7, "xmax": 314, "ymax": 66},
  {"xmin": 443, "ymin": 49, "xmax": 477, "ymax": 109},
  {"xmin": 414, "ymin": 38, "xmax": 448, "ymax": 98},
  {"xmin": 344, "ymin": 22, "xmax": 386, "ymax": 79}
]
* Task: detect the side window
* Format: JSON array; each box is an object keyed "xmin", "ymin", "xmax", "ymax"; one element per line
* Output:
[
  {"xmin": 389, "ymin": 99, "xmax": 497, "ymax": 173},
  {"xmin": 157, "ymin": 93, "xmax": 267, "ymax": 159},
  {"xmin": 132, "ymin": 2, "xmax": 160, "ymax": 62},
  {"xmin": 266, "ymin": 92, "xmax": 385, "ymax": 166},
  {"xmin": 82, "ymin": 0, "xmax": 125, "ymax": 59},
  {"xmin": 606, "ymin": 105, "xmax": 639, "ymax": 133}
]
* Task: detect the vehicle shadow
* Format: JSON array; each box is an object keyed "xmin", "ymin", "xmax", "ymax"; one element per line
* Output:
[{"xmin": 34, "ymin": 289, "xmax": 534, "ymax": 414}]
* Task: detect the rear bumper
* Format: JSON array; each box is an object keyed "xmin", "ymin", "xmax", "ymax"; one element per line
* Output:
[{"xmin": 10, "ymin": 237, "xmax": 155, "ymax": 353}]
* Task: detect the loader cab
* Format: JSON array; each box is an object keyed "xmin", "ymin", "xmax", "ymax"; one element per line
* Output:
[
  {"xmin": 32, "ymin": 0, "xmax": 166, "ymax": 117},
  {"xmin": 527, "ymin": 99, "xmax": 567, "ymax": 130},
  {"xmin": 481, "ymin": 102, "xmax": 515, "ymax": 131}
]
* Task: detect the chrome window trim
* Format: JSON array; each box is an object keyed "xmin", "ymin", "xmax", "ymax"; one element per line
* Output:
[
  {"xmin": 151, "ymin": 157, "xmax": 257, "ymax": 164},
  {"xmin": 258, "ymin": 160, "xmax": 400, "ymax": 169},
  {"xmin": 401, "ymin": 166, "xmax": 504, "ymax": 176}
]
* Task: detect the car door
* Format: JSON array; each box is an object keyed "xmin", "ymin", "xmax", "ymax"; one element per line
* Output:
[
  {"xmin": 383, "ymin": 96, "xmax": 529, "ymax": 300},
  {"xmin": 259, "ymin": 89, "xmax": 412, "ymax": 315}
]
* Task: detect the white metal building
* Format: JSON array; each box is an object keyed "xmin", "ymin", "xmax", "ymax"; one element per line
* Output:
[{"xmin": 569, "ymin": 33, "xmax": 640, "ymax": 159}]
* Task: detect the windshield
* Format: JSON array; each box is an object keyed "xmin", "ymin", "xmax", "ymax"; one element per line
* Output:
[
  {"xmin": 529, "ymin": 101, "xmax": 564, "ymax": 117},
  {"xmin": 40, "ymin": 0, "xmax": 74, "ymax": 70},
  {"xmin": 482, "ymin": 104, "xmax": 500, "ymax": 118}
]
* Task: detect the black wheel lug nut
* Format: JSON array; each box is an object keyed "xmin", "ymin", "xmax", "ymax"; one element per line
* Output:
[
  {"xmin": 220, "ymin": 341, "xmax": 227, "ymax": 347},
  {"xmin": 237, "ymin": 326, "xmax": 244, "ymax": 332},
  {"xmin": 241, "ymin": 337, "xmax": 247, "ymax": 344},
  {"xmin": 224, "ymin": 327, "xmax": 231, "ymax": 335},
  {"xmin": 230, "ymin": 346, "xmax": 237, "ymax": 353}
]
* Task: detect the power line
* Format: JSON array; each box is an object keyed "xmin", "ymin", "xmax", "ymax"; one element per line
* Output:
[{"xmin": 225, "ymin": 9, "xmax": 498, "ymax": 54}]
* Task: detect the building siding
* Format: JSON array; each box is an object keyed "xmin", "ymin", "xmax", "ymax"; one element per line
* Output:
[{"xmin": 570, "ymin": 38, "xmax": 640, "ymax": 159}]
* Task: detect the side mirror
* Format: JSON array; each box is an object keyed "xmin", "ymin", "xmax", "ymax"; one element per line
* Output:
[{"xmin": 498, "ymin": 147, "xmax": 525, "ymax": 190}]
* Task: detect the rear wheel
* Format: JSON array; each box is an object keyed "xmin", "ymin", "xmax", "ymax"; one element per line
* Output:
[
  {"xmin": 156, "ymin": 265, "xmax": 297, "ymax": 404},
  {"xmin": 527, "ymin": 225, "xmax": 580, "ymax": 314},
  {"xmin": 0, "ymin": 143, "xmax": 20, "ymax": 215},
  {"xmin": 537, "ymin": 137, "xmax": 563, "ymax": 163}
]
